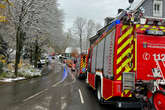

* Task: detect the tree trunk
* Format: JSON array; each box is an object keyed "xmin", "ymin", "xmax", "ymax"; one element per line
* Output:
[
  {"xmin": 34, "ymin": 40, "xmax": 38, "ymax": 68},
  {"xmin": 80, "ymin": 34, "xmax": 82, "ymax": 54},
  {"xmin": 30, "ymin": 46, "xmax": 33, "ymax": 64},
  {"xmin": 15, "ymin": 27, "xmax": 21, "ymax": 77}
]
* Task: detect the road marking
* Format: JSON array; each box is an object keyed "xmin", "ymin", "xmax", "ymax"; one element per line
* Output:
[
  {"xmin": 78, "ymin": 89, "xmax": 84, "ymax": 104},
  {"xmin": 23, "ymin": 89, "xmax": 46, "ymax": 102},
  {"xmin": 63, "ymin": 70, "xmax": 76, "ymax": 86},
  {"xmin": 61, "ymin": 97, "xmax": 67, "ymax": 110},
  {"xmin": 44, "ymin": 88, "xmax": 48, "ymax": 91},
  {"xmin": 52, "ymin": 80, "xmax": 63, "ymax": 87}
]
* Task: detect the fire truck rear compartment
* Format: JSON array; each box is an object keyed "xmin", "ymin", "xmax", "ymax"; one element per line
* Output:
[{"xmin": 137, "ymin": 34, "xmax": 165, "ymax": 81}]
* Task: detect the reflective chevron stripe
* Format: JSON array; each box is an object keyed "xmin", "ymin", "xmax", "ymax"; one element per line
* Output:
[
  {"xmin": 116, "ymin": 25, "xmax": 134, "ymax": 98},
  {"xmin": 121, "ymin": 90, "xmax": 132, "ymax": 97},
  {"xmin": 117, "ymin": 45, "xmax": 133, "ymax": 64},
  {"xmin": 118, "ymin": 28, "xmax": 133, "ymax": 44},
  {"xmin": 116, "ymin": 25, "xmax": 134, "ymax": 77},
  {"xmin": 117, "ymin": 54, "xmax": 133, "ymax": 74},
  {"xmin": 136, "ymin": 24, "xmax": 165, "ymax": 31},
  {"xmin": 117, "ymin": 36, "xmax": 133, "ymax": 55}
]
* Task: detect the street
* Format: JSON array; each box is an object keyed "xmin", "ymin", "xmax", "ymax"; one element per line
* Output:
[
  {"xmin": 0, "ymin": 61, "xmax": 121, "ymax": 110},
  {"xmin": 1, "ymin": 0, "xmax": 165, "ymax": 110}
]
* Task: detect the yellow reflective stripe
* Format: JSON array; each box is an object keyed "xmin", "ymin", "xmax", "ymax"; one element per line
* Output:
[
  {"xmin": 117, "ymin": 45, "xmax": 133, "ymax": 64},
  {"xmin": 121, "ymin": 90, "xmax": 130, "ymax": 97},
  {"xmin": 117, "ymin": 59, "xmax": 130, "ymax": 74},
  {"xmin": 140, "ymin": 28, "xmax": 146, "ymax": 31},
  {"xmin": 144, "ymin": 25, "xmax": 149, "ymax": 28},
  {"xmin": 121, "ymin": 93, "xmax": 124, "ymax": 97},
  {"xmin": 125, "ymin": 65, "xmax": 132, "ymax": 72},
  {"xmin": 122, "ymin": 25, "xmax": 128, "ymax": 31},
  {"xmin": 104, "ymin": 96, "xmax": 113, "ymax": 100},
  {"xmin": 117, "ymin": 76, "xmax": 121, "ymax": 80},
  {"xmin": 159, "ymin": 26, "xmax": 165, "ymax": 29},
  {"xmin": 125, "ymin": 54, "xmax": 133, "ymax": 72},
  {"xmin": 136, "ymin": 24, "xmax": 140, "ymax": 28},
  {"xmin": 150, "ymin": 28, "xmax": 159, "ymax": 31},
  {"xmin": 134, "ymin": 38, "xmax": 137, "ymax": 71},
  {"xmin": 118, "ymin": 28, "xmax": 133, "ymax": 44},
  {"xmin": 128, "ymin": 94, "xmax": 132, "ymax": 97},
  {"xmin": 117, "ymin": 35, "xmax": 133, "ymax": 54},
  {"xmin": 124, "ymin": 90, "xmax": 130, "ymax": 94},
  {"xmin": 152, "ymin": 26, "xmax": 157, "ymax": 29},
  {"xmin": 117, "ymin": 56, "xmax": 133, "ymax": 80},
  {"xmin": 117, "ymin": 54, "xmax": 133, "ymax": 74}
]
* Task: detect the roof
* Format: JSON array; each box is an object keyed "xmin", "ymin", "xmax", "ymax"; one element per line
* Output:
[
  {"xmin": 130, "ymin": 0, "xmax": 145, "ymax": 11},
  {"xmin": 65, "ymin": 47, "xmax": 80, "ymax": 54},
  {"xmin": 65, "ymin": 47, "xmax": 72, "ymax": 53}
]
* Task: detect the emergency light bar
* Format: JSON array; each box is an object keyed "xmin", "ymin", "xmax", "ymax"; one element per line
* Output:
[{"xmin": 146, "ymin": 30, "xmax": 164, "ymax": 36}]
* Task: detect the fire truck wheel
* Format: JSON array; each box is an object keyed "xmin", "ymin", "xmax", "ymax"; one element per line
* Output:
[
  {"xmin": 97, "ymin": 83, "xmax": 104, "ymax": 104},
  {"xmin": 153, "ymin": 90, "xmax": 165, "ymax": 110}
]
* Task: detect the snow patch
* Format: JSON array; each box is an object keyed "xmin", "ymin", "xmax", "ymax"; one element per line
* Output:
[
  {"xmin": 18, "ymin": 65, "xmax": 42, "ymax": 77},
  {"xmin": 0, "ymin": 77, "xmax": 25, "ymax": 82}
]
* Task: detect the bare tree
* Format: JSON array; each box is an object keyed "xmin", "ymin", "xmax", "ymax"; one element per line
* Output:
[
  {"xmin": 85, "ymin": 19, "xmax": 95, "ymax": 49},
  {"xmin": 73, "ymin": 17, "xmax": 86, "ymax": 53},
  {"xmin": 95, "ymin": 23, "xmax": 102, "ymax": 32}
]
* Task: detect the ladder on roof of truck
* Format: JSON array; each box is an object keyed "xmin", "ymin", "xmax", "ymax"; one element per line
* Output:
[{"xmin": 105, "ymin": 10, "xmax": 127, "ymax": 32}]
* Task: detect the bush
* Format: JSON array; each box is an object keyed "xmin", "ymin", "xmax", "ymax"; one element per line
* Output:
[
  {"xmin": 0, "ymin": 62, "xmax": 3, "ymax": 74},
  {"xmin": 0, "ymin": 72, "xmax": 7, "ymax": 79}
]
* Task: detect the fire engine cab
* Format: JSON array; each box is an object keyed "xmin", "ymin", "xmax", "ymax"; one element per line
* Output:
[{"xmin": 87, "ymin": 9, "xmax": 165, "ymax": 110}]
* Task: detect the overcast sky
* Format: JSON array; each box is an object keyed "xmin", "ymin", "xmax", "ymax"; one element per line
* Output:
[{"xmin": 58, "ymin": 0, "xmax": 141, "ymax": 31}]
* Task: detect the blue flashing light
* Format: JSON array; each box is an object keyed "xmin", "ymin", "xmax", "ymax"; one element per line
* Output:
[
  {"xmin": 106, "ymin": 21, "xmax": 115, "ymax": 32},
  {"xmin": 115, "ymin": 20, "xmax": 120, "ymax": 24}
]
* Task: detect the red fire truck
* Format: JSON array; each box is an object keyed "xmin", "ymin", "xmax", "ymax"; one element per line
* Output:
[{"xmin": 87, "ymin": 10, "xmax": 165, "ymax": 109}]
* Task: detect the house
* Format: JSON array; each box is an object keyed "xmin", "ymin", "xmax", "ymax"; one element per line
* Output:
[
  {"xmin": 89, "ymin": 0, "xmax": 165, "ymax": 47},
  {"xmin": 133, "ymin": 0, "xmax": 165, "ymax": 18}
]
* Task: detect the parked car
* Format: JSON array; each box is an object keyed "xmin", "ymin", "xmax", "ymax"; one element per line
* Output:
[{"xmin": 37, "ymin": 57, "xmax": 47, "ymax": 68}]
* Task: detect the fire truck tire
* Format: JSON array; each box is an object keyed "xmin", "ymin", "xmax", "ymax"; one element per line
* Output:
[
  {"xmin": 96, "ymin": 82, "xmax": 104, "ymax": 104},
  {"xmin": 153, "ymin": 90, "xmax": 165, "ymax": 110}
]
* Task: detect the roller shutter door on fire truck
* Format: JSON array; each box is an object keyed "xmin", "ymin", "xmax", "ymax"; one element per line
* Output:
[
  {"xmin": 91, "ymin": 46, "xmax": 97, "ymax": 73},
  {"xmin": 103, "ymin": 29, "xmax": 115, "ymax": 78},
  {"xmin": 96, "ymin": 38, "xmax": 105, "ymax": 70}
]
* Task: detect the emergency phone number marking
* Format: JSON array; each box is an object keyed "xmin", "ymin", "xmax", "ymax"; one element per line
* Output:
[{"xmin": 153, "ymin": 54, "xmax": 165, "ymax": 61}]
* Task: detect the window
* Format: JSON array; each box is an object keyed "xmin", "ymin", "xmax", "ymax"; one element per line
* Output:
[{"xmin": 153, "ymin": 0, "xmax": 163, "ymax": 17}]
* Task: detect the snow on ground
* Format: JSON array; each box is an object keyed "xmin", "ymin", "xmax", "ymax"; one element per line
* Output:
[
  {"xmin": 0, "ymin": 77, "xmax": 25, "ymax": 82},
  {"xmin": 0, "ymin": 64, "xmax": 42, "ymax": 83},
  {"xmin": 18, "ymin": 66, "xmax": 42, "ymax": 77}
]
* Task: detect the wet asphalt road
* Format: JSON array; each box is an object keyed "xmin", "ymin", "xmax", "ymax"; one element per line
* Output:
[{"xmin": 0, "ymin": 61, "xmax": 140, "ymax": 110}]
